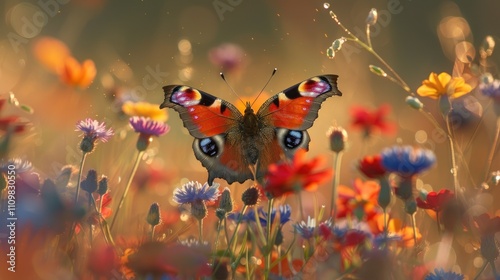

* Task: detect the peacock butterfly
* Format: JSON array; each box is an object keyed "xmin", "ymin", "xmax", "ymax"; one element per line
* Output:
[{"xmin": 159, "ymin": 74, "xmax": 342, "ymax": 185}]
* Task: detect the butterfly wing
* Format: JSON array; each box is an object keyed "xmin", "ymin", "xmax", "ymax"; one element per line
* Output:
[
  {"xmin": 161, "ymin": 85, "xmax": 252, "ymax": 184},
  {"xmin": 257, "ymin": 75, "xmax": 342, "ymax": 130},
  {"xmin": 160, "ymin": 85, "xmax": 242, "ymax": 138},
  {"xmin": 254, "ymin": 75, "xmax": 342, "ymax": 169}
]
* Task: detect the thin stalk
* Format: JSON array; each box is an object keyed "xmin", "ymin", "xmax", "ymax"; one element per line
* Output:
[
  {"xmin": 410, "ymin": 214, "xmax": 418, "ymax": 247},
  {"xmin": 330, "ymin": 151, "xmax": 343, "ymax": 220},
  {"xmin": 298, "ymin": 192, "xmax": 304, "ymax": 221},
  {"xmin": 445, "ymin": 115, "xmax": 463, "ymax": 201},
  {"xmin": 150, "ymin": 225, "xmax": 155, "ymax": 241},
  {"xmin": 224, "ymin": 217, "xmax": 230, "ymax": 246},
  {"xmin": 436, "ymin": 212, "xmax": 442, "ymax": 235},
  {"xmin": 198, "ymin": 218, "xmax": 204, "ymax": 243},
  {"xmin": 484, "ymin": 117, "xmax": 500, "ymax": 182},
  {"xmin": 491, "ymin": 261, "xmax": 499, "ymax": 279},
  {"xmin": 212, "ymin": 219, "xmax": 222, "ymax": 268},
  {"xmin": 264, "ymin": 198, "xmax": 274, "ymax": 279},
  {"xmin": 68, "ymin": 152, "xmax": 87, "ymax": 243},
  {"xmin": 88, "ymin": 193, "xmax": 93, "ymax": 246},
  {"xmin": 473, "ymin": 261, "xmax": 488, "ymax": 280},
  {"xmin": 110, "ymin": 150, "xmax": 144, "ymax": 230},
  {"xmin": 365, "ymin": 24, "xmax": 372, "ymax": 49}
]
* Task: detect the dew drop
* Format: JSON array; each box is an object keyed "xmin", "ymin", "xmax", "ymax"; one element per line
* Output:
[{"xmin": 323, "ymin": 3, "xmax": 330, "ymax": 9}]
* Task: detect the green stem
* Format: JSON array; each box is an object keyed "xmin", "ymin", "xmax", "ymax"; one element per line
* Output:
[
  {"xmin": 110, "ymin": 150, "xmax": 144, "ymax": 230},
  {"xmin": 224, "ymin": 217, "xmax": 230, "ymax": 246},
  {"xmin": 411, "ymin": 214, "xmax": 418, "ymax": 247},
  {"xmin": 365, "ymin": 24, "xmax": 372, "ymax": 49},
  {"xmin": 68, "ymin": 152, "xmax": 87, "ymax": 243},
  {"xmin": 213, "ymin": 219, "xmax": 222, "ymax": 268},
  {"xmin": 445, "ymin": 114, "xmax": 464, "ymax": 202},
  {"xmin": 198, "ymin": 218, "xmax": 203, "ymax": 243},
  {"xmin": 331, "ymin": 151, "xmax": 343, "ymax": 220},
  {"xmin": 264, "ymin": 198, "xmax": 274, "ymax": 279},
  {"xmin": 436, "ymin": 211, "xmax": 442, "ymax": 235},
  {"xmin": 473, "ymin": 261, "xmax": 488, "ymax": 280},
  {"xmin": 88, "ymin": 193, "xmax": 93, "ymax": 247},
  {"xmin": 150, "ymin": 225, "xmax": 155, "ymax": 241},
  {"xmin": 484, "ymin": 117, "xmax": 500, "ymax": 182}
]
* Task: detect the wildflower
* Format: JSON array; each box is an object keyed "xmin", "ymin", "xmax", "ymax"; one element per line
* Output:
[
  {"xmin": 350, "ymin": 104, "xmax": 395, "ymax": 138},
  {"xmin": 417, "ymin": 72, "xmax": 472, "ymax": 100},
  {"xmin": 424, "ymin": 268, "xmax": 464, "ymax": 280},
  {"xmin": 173, "ymin": 181, "xmax": 220, "ymax": 204},
  {"xmin": 480, "ymin": 74, "xmax": 500, "ymax": 98},
  {"xmin": 416, "ymin": 189, "xmax": 454, "ymax": 212},
  {"xmin": 358, "ymin": 155, "xmax": 386, "ymax": 179},
  {"xmin": 208, "ymin": 43, "xmax": 245, "ymax": 72},
  {"xmin": 381, "ymin": 145, "xmax": 436, "ymax": 177},
  {"xmin": 33, "ymin": 36, "xmax": 71, "ymax": 73},
  {"xmin": 75, "ymin": 118, "xmax": 114, "ymax": 153},
  {"xmin": 264, "ymin": 149, "xmax": 333, "ymax": 198},
  {"xmin": 146, "ymin": 203, "xmax": 161, "ymax": 227},
  {"xmin": 370, "ymin": 214, "xmax": 421, "ymax": 247},
  {"xmin": 97, "ymin": 176, "xmax": 108, "ymax": 195},
  {"xmin": 327, "ymin": 125, "xmax": 348, "ymax": 152},
  {"xmin": 129, "ymin": 116, "xmax": 169, "ymax": 151},
  {"xmin": 122, "ymin": 101, "xmax": 168, "ymax": 122},
  {"xmin": 259, "ymin": 204, "xmax": 292, "ymax": 227},
  {"xmin": 227, "ymin": 209, "xmax": 256, "ymax": 223},
  {"xmin": 293, "ymin": 216, "xmax": 316, "ymax": 239},
  {"xmin": 61, "ymin": 56, "xmax": 96, "ymax": 88},
  {"xmin": 337, "ymin": 179, "xmax": 380, "ymax": 220},
  {"xmin": 241, "ymin": 186, "xmax": 261, "ymax": 206}
]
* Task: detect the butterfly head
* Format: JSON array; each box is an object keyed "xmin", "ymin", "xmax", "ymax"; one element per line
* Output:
[{"xmin": 244, "ymin": 101, "xmax": 254, "ymax": 115}]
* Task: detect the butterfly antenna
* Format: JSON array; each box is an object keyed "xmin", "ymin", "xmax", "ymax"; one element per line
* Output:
[
  {"xmin": 220, "ymin": 72, "xmax": 245, "ymax": 106},
  {"xmin": 251, "ymin": 68, "xmax": 277, "ymax": 108}
]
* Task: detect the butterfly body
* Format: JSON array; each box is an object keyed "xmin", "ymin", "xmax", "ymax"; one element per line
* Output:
[{"xmin": 161, "ymin": 75, "xmax": 342, "ymax": 185}]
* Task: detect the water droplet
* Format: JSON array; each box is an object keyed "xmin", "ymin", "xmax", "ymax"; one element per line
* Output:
[{"xmin": 323, "ymin": 3, "xmax": 330, "ymax": 9}]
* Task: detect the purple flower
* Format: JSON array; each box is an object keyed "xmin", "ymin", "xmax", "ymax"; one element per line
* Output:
[
  {"xmin": 227, "ymin": 210, "xmax": 256, "ymax": 223},
  {"xmin": 479, "ymin": 74, "xmax": 500, "ymax": 99},
  {"xmin": 129, "ymin": 116, "xmax": 169, "ymax": 137},
  {"xmin": 173, "ymin": 181, "xmax": 220, "ymax": 204},
  {"xmin": 425, "ymin": 268, "xmax": 464, "ymax": 280},
  {"xmin": 259, "ymin": 204, "xmax": 292, "ymax": 227},
  {"xmin": 293, "ymin": 216, "xmax": 316, "ymax": 239},
  {"xmin": 76, "ymin": 118, "xmax": 114, "ymax": 142},
  {"xmin": 381, "ymin": 145, "xmax": 436, "ymax": 177}
]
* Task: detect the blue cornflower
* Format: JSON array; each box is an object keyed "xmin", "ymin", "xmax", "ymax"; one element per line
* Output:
[
  {"xmin": 259, "ymin": 204, "xmax": 292, "ymax": 227},
  {"xmin": 479, "ymin": 74, "xmax": 500, "ymax": 99},
  {"xmin": 227, "ymin": 210, "xmax": 256, "ymax": 223},
  {"xmin": 373, "ymin": 233, "xmax": 402, "ymax": 247},
  {"xmin": 0, "ymin": 158, "xmax": 32, "ymax": 174},
  {"xmin": 173, "ymin": 181, "xmax": 220, "ymax": 204},
  {"xmin": 424, "ymin": 268, "xmax": 464, "ymax": 280},
  {"xmin": 381, "ymin": 145, "xmax": 436, "ymax": 177},
  {"xmin": 129, "ymin": 116, "xmax": 169, "ymax": 137},
  {"xmin": 293, "ymin": 216, "xmax": 316, "ymax": 239},
  {"xmin": 76, "ymin": 118, "xmax": 114, "ymax": 142}
]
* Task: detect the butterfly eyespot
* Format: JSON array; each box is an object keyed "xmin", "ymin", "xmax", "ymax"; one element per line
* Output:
[
  {"xmin": 283, "ymin": 130, "xmax": 304, "ymax": 149},
  {"xmin": 199, "ymin": 137, "xmax": 219, "ymax": 157}
]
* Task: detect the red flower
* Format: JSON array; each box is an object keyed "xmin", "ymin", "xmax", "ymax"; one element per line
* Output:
[
  {"xmin": 416, "ymin": 189, "xmax": 454, "ymax": 212},
  {"xmin": 358, "ymin": 155, "xmax": 386, "ymax": 178},
  {"xmin": 264, "ymin": 149, "xmax": 333, "ymax": 198},
  {"xmin": 0, "ymin": 99, "xmax": 29, "ymax": 133},
  {"xmin": 350, "ymin": 104, "xmax": 395, "ymax": 137},
  {"xmin": 88, "ymin": 244, "xmax": 119, "ymax": 277},
  {"xmin": 474, "ymin": 213, "xmax": 500, "ymax": 237}
]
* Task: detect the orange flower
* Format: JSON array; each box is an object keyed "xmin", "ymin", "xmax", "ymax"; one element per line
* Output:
[
  {"xmin": 336, "ymin": 179, "xmax": 380, "ymax": 220},
  {"xmin": 33, "ymin": 36, "xmax": 71, "ymax": 73},
  {"xmin": 417, "ymin": 72, "xmax": 472, "ymax": 99},
  {"xmin": 264, "ymin": 149, "xmax": 333, "ymax": 198},
  {"xmin": 32, "ymin": 36, "xmax": 96, "ymax": 88},
  {"xmin": 122, "ymin": 101, "xmax": 168, "ymax": 122},
  {"xmin": 370, "ymin": 213, "xmax": 422, "ymax": 247},
  {"xmin": 61, "ymin": 56, "xmax": 97, "ymax": 88}
]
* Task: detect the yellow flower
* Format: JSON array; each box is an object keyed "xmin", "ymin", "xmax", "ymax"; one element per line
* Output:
[
  {"xmin": 122, "ymin": 101, "xmax": 168, "ymax": 122},
  {"xmin": 417, "ymin": 72, "xmax": 472, "ymax": 99}
]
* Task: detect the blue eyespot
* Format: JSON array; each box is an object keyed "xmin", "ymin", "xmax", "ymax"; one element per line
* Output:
[
  {"xmin": 199, "ymin": 138, "xmax": 218, "ymax": 157},
  {"xmin": 284, "ymin": 130, "xmax": 303, "ymax": 149}
]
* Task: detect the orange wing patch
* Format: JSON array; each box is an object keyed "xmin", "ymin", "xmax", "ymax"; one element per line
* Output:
[{"xmin": 268, "ymin": 94, "xmax": 315, "ymax": 129}]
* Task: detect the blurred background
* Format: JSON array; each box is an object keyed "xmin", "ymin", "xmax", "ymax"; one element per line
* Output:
[{"xmin": 1, "ymin": 0, "xmax": 500, "ymax": 253}]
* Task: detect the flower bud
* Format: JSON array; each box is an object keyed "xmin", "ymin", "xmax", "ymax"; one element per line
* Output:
[
  {"xmin": 326, "ymin": 47, "xmax": 335, "ymax": 59},
  {"xmin": 80, "ymin": 136, "xmax": 95, "ymax": 153},
  {"xmin": 480, "ymin": 235, "xmax": 499, "ymax": 262},
  {"xmin": 215, "ymin": 208, "xmax": 226, "ymax": 221},
  {"xmin": 327, "ymin": 126, "xmax": 348, "ymax": 153},
  {"xmin": 146, "ymin": 202, "xmax": 161, "ymax": 226},
  {"xmin": 136, "ymin": 134, "xmax": 152, "ymax": 151},
  {"xmin": 191, "ymin": 200, "xmax": 208, "ymax": 220},
  {"xmin": 366, "ymin": 8, "xmax": 378, "ymax": 26},
  {"xmin": 81, "ymin": 169, "xmax": 98, "ymax": 193},
  {"xmin": 219, "ymin": 187, "xmax": 233, "ymax": 213},
  {"xmin": 369, "ymin": 65, "xmax": 387, "ymax": 77},
  {"xmin": 480, "ymin": 36, "xmax": 495, "ymax": 58},
  {"xmin": 275, "ymin": 227, "xmax": 284, "ymax": 246},
  {"xmin": 332, "ymin": 38, "xmax": 346, "ymax": 52},
  {"xmin": 242, "ymin": 186, "xmax": 260, "ymax": 206},
  {"xmin": 97, "ymin": 176, "xmax": 109, "ymax": 195},
  {"xmin": 404, "ymin": 199, "xmax": 417, "ymax": 215},
  {"xmin": 405, "ymin": 96, "xmax": 424, "ymax": 110},
  {"xmin": 378, "ymin": 177, "xmax": 391, "ymax": 210}
]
